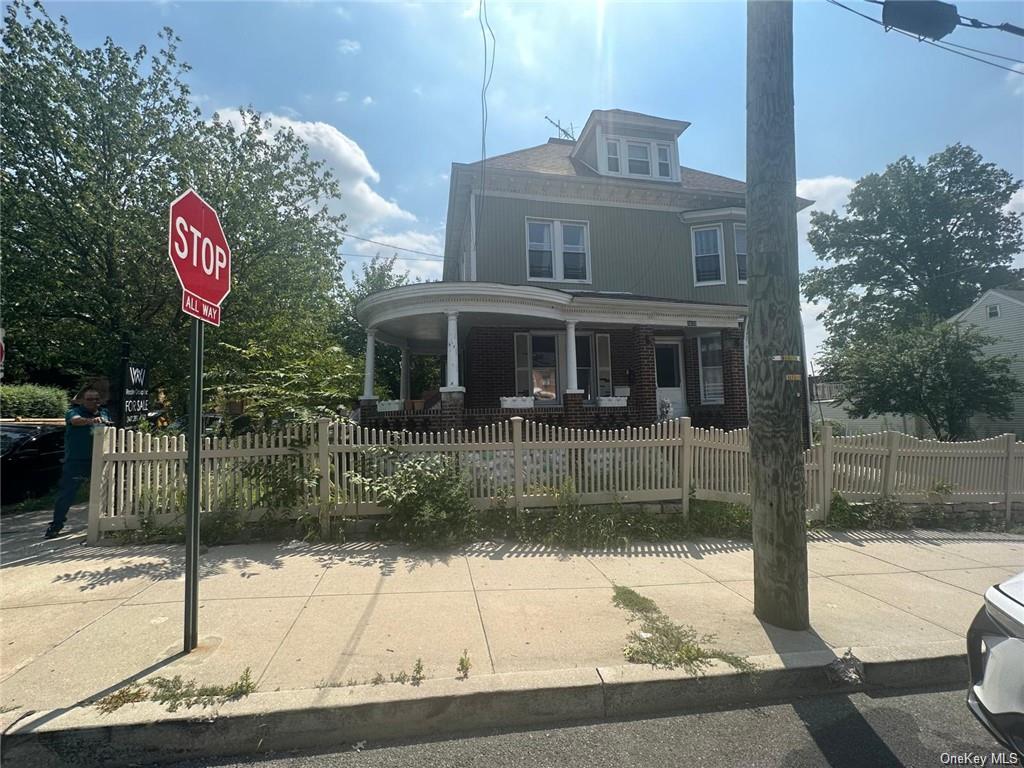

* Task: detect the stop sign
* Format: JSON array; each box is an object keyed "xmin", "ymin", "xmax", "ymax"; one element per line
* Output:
[{"xmin": 168, "ymin": 189, "xmax": 231, "ymax": 326}]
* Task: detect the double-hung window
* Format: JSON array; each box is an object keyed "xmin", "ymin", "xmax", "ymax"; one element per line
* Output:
[
  {"xmin": 698, "ymin": 334, "xmax": 724, "ymax": 404},
  {"xmin": 692, "ymin": 226, "xmax": 724, "ymax": 285},
  {"xmin": 515, "ymin": 333, "xmax": 559, "ymax": 401},
  {"xmin": 734, "ymin": 225, "xmax": 747, "ymax": 283},
  {"xmin": 526, "ymin": 219, "xmax": 590, "ymax": 282},
  {"xmin": 657, "ymin": 144, "xmax": 672, "ymax": 178},
  {"xmin": 626, "ymin": 143, "xmax": 651, "ymax": 176},
  {"xmin": 606, "ymin": 141, "xmax": 620, "ymax": 173}
]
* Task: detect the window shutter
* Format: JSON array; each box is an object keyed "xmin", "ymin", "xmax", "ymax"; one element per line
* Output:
[{"xmin": 596, "ymin": 334, "xmax": 612, "ymax": 397}]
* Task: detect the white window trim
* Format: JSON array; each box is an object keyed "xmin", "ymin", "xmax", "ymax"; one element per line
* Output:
[
  {"xmin": 525, "ymin": 218, "xmax": 592, "ymax": 284},
  {"xmin": 697, "ymin": 333, "xmax": 725, "ymax": 405},
  {"xmin": 514, "ymin": 331, "xmax": 563, "ymax": 404},
  {"xmin": 601, "ymin": 134, "xmax": 679, "ymax": 182},
  {"xmin": 987, "ymin": 304, "xmax": 1000, "ymax": 318},
  {"xmin": 734, "ymin": 224, "xmax": 747, "ymax": 285},
  {"xmin": 691, "ymin": 224, "xmax": 726, "ymax": 287}
]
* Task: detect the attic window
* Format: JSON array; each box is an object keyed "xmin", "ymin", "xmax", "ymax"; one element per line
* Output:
[
  {"xmin": 988, "ymin": 304, "xmax": 1000, "ymax": 318},
  {"xmin": 602, "ymin": 134, "xmax": 677, "ymax": 181}
]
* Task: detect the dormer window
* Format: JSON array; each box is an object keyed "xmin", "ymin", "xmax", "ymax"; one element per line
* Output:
[
  {"xmin": 601, "ymin": 134, "xmax": 678, "ymax": 182},
  {"xmin": 627, "ymin": 143, "xmax": 650, "ymax": 175},
  {"xmin": 657, "ymin": 144, "xmax": 672, "ymax": 178},
  {"xmin": 606, "ymin": 141, "xmax": 620, "ymax": 173}
]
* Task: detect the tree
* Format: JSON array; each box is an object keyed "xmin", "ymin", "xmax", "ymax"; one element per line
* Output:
[
  {"xmin": 803, "ymin": 145, "xmax": 1023, "ymax": 350},
  {"xmin": 824, "ymin": 322, "xmax": 1021, "ymax": 441},
  {"xmin": 337, "ymin": 255, "xmax": 440, "ymax": 399},
  {"xmin": 1, "ymin": 3, "xmax": 361, "ymax": 415}
]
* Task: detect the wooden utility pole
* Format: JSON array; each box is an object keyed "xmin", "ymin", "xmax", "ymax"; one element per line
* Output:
[{"xmin": 746, "ymin": 0, "xmax": 809, "ymax": 630}]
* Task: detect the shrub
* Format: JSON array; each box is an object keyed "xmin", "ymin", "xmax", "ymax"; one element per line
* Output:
[
  {"xmin": 689, "ymin": 499, "xmax": 752, "ymax": 539},
  {"xmin": 826, "ymin": 492, "xmax": 911, "ymax": 530},
  {"xmin": 348, "ymin": 447, "xmax": 476, "ymax": 546},
  {"xmin": 1, "ymin": 384, "xmax": 68, "ymax": 418}
]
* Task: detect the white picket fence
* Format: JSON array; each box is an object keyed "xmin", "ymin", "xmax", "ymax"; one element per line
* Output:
[{"xmin": 85, "ymin": 418, "xmax": 1024, "ymax": 543}]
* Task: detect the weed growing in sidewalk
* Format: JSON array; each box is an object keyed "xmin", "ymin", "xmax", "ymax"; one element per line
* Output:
[
  {"xmin": 411, "ymin": 658, "xmax": 425, "ymax": 686},
  {"xmin": 611, "ymin": 586, "xmax": 757, "ymax": 675},
  {"xmin": 95, "ymin": 668, "xmax": 256, "ymax": 714},
  {"xmin": 457, "ymin": 650, "xmax": 471, "ymax": 680}
]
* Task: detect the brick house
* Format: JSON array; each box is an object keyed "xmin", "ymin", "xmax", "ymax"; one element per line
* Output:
[{"xmin": 356, "ymin": 109, "xmax": 811, "ymax": 432}]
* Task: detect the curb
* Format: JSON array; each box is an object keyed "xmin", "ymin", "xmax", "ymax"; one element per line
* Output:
[{"xmin": 2, "ymin": 644, "xmax": 968, "ymax": 768}]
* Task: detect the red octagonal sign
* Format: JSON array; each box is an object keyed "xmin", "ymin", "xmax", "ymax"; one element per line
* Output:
[{"xmin": 168, "ymin": 189, "xmax": 231, "ymax": 326}]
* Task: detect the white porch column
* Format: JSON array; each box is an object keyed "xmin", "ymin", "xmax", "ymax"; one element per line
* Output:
[
  {"xmin": 400, "ymin": 347, "xmax": 411, "ymax": 401},
  {"xmin": 565, "ymin": 320, "xmax": 581, "ymax": 393},
  {"xmin": 362, "ymin": 329, "xmax": 377, "ymax": 400},
  {"xmin": 444, "ymin": 311, "xmax": 460, "ymax": 389}
]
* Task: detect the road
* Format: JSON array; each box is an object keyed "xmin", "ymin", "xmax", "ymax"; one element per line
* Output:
[{"xmin": 164, "ymin": 687, "xmax": 1018, "ymax": 768}]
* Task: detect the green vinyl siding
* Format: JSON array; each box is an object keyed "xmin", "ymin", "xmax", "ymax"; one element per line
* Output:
[{"xmin": 473, "ymin": 195, "xmax": 749, "ymax": 305}]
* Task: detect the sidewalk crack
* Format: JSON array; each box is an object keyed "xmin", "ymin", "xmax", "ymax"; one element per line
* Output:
[
  {"xmin": 255, "ymin": 566, "xmax": 328, "ymax": 688},
  {"xmin": 465, "ymin": 554, "xmax": 496, "ymax": 675}
]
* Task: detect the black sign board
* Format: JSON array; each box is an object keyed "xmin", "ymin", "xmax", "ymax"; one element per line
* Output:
[{"xmin": 121, "ymin": 361, "xmax": 150, "ymax": 427}]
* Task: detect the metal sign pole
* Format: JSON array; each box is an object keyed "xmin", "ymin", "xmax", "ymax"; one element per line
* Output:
[{"xmin": 184, "ymin": 316, "xmax": 204, "ymax": 652}]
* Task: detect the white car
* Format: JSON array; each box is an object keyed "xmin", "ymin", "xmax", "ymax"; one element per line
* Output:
[{"xmin": 968, "ymin": 570, "xmax": 1024, "ymax": 757}]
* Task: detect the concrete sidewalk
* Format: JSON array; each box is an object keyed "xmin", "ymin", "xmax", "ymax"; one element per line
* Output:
[{"xmin": 1, "ymin": 503, "xmax": 1022, "ymax": 763}]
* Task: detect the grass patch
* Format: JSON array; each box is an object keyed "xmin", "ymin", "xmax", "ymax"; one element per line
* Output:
[
  {"xmin": 611, "ymin": 586, "xmax": 757, "ymax": 675},
  {"xmin": 95, "ymin": 668, "xmax": 256, "ymax": 714}
]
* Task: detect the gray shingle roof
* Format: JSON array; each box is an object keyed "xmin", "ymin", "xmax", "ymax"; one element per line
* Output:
[
  {"xmin": 993, "ymin": 287, "xmax": 1024, "ymax": 303},
  {"xmin": 465, "ymin": 139, "xmax": 749, "ymax": 196}
]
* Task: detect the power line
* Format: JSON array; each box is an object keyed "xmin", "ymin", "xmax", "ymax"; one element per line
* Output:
[
  {"xmin": 939, "ymin": 37, "xmax": 1024, "ymax": 64},
  {"xmin": 341, "ymin": 232, "xmax": 443, "ymax": 258},
  {"xmin": 826, "ymin": 0, "xmax": 1024, "ymax": 75},
  {"xmin": 340, "ymin": 251, "xmax": 442, "ymax": 263}
]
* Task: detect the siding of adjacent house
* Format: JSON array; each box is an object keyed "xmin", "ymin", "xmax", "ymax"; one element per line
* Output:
[
  {"xmin": 472, "ymin": 195, "xmax": 749, "ymax": 305},
  {"xmin": 957, "ymin": 292, "xmax": 1024, "ymax": 439}
]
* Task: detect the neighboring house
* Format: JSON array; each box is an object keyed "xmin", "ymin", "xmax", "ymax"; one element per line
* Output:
[
  {"xmin": 808, "ymin": 377, "xmax": 926, "ymax": 438},
  {"xmin": 355, "ymin": 109, "xmax": 811, "ymax": 431},
  {"xmin": 949, "ymin": 286, "xmax": 1024, "ymax": 439}
]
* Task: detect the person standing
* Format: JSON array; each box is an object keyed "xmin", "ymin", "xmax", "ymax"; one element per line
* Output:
[{"xmin": 45, "ymin": 388, "xmax": 109, "ymax": 539}]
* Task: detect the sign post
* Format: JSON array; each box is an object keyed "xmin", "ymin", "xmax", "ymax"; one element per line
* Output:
[{"xmin": 168, "ymin": 189, "xmax": 231, "ymax": 652}]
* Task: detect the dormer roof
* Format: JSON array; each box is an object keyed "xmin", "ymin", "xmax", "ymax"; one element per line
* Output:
[{"xmin": 570, "ymin": 109, "xmax": 691, "ymax": 162}]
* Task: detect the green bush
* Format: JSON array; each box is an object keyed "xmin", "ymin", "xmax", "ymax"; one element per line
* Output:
[
  {"xmin": 689, "ymin": 499, "xmax": 752, "ymax": 539},
  {"xmin": 348, "ymin": 448, "xmax": 476, "ymax": 546},
  {"xmin": 0, "ymin": 384, "xmax": 68, "ymax": 418},
  {"xmin": 826, "ymin": 492, "xmax": 912, "ymax": 530}
]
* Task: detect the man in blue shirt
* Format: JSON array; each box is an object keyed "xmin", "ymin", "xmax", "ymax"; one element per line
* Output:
[{"xmin": 45, "ymin": 388, "xmax": 110, "ymax": 539}]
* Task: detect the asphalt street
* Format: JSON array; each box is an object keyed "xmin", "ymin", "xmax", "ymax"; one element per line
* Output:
[{"xmin": 163, "ymin": 687, "xmax": 1018, "ymax": 768}]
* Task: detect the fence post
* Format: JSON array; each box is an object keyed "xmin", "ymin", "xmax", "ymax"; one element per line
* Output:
[
  {"xmin": 820, "ymin": 423, "xmax": 834, "ymax": 523},
  {"xmin": 318, "ymin": 418, "xmax": 331, "ymax": 538},
  {"xmin": 679, "ymin": 417, "xmax": 692, "ymax": 520},
  {"xmin": 1005, "ymin": 433, "xmax": 1017, "ymax": 526},
  {"xmin": 86, "ymin": 427, "xmax": 108, "ymax": 545},
  {"xmin": 511, "ymin": 417, "xmax": 524, "ymax": 511},
  {"xmin": 882, "ymin": 430, "xmax": 899, "ymax": 497}
]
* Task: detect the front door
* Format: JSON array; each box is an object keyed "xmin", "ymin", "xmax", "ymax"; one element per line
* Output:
[{"xmin": 655, "ymin": 341, "xmax": 686, "ymax": 419}]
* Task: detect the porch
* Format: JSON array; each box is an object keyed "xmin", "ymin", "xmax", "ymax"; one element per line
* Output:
[{"xmin": 354, "ymin": 282, "xmax": 749, "ymax": 432}]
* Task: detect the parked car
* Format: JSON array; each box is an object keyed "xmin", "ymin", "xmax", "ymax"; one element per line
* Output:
[
  {"xmin": 0, "ymin": 424, "xmax": 65, "ymax": 505},
  {"xmin": 967, "ymin": 570, "xmax": 1024, "ymax": 758}
]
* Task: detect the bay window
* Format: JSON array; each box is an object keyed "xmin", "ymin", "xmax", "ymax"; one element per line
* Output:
[{"xmin": 734, "ymin": 224, "xmax": 747, "ymax": 283}]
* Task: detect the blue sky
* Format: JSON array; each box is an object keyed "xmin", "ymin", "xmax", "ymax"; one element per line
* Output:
[{"xmin": 53, "ymin": 0, "xmax": 1024, "ymax": 356}]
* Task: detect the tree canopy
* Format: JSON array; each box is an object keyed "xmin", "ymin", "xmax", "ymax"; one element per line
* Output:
[
  {"xmin": 802, "ymin": 144, "xmax": 1023, "ymax": 349},
  {"xmin": 1, "ymin": 1, "xmax": 364, "ymax": 418},
  {"xmin": 824, "ymin": 322, "xmax": 1020, "ymax": 441}
]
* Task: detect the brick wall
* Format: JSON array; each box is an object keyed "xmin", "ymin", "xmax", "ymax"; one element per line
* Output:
[
  {"xmin": 684, "ymin": 331, "xmax": 749, "ymax": 431},
  {"xmin": 465, "ymin": 328, "xmax": 515, "ymax": 410}
]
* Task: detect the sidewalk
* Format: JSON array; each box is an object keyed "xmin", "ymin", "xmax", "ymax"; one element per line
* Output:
[{"xmin": 2, "ymin": 503, "xmax": 1022, "ymax": 761}]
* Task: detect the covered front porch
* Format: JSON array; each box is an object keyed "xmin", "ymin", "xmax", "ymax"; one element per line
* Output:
[{"xmin": 355, "ymin": 283, "xmax": 749, "ymax": 432}]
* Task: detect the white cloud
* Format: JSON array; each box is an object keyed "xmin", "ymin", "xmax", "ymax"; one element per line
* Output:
[
  {"xmin": 278, "ymin": 105, "xmax": 301, "ymax": 119},
  {"xmin": 335, "ymin": 91, "xmax": 350, "ymax": 103},
  {"xmin": 335, "ymin": 5, "xmax": 352, "ymax": 20},
  {"xmin": 795, "ymin": 176, "xmax": 856, "ymax": 271},
  {"xmin": 1007, "ymin": 64, "xmax": 1024, "ymax": 96},
  {"xmin": 362, "ymin": 96, "xmax": 375, "ymax": 106},
  {"xmin": 337, "ymin": 38, "xmax": 361, "ymax": 55},
  {"xmin": 213, "ymin": 108, "xmax": 415, "ymax": 229},
  {"xmin": 344, "ymin": 229, "xmax": 446, "ymax": 283}
]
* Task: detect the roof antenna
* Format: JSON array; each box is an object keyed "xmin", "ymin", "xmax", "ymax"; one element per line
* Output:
[{"xmin": 544, "ymin": 115, "xmax": 575, "ymax": 140}]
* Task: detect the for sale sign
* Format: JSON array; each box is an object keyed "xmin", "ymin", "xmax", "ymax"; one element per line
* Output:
[
  {"xmin": 121, "ymin": 361, "xmax": 150, "ymax": 427},
  {"xmin": 168, "ymin": 189, "xmax": 232, "ymax": 326}
]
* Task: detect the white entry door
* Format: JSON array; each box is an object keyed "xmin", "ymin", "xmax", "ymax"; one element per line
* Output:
[{"xmin": 655, "ymin": 341, "xmax": 686, "ymax": 419}]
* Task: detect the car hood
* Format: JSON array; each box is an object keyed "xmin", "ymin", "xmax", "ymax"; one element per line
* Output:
[{"xmin": 998, "ymin": 571, "xmax": 1024, "ymax": 608}]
